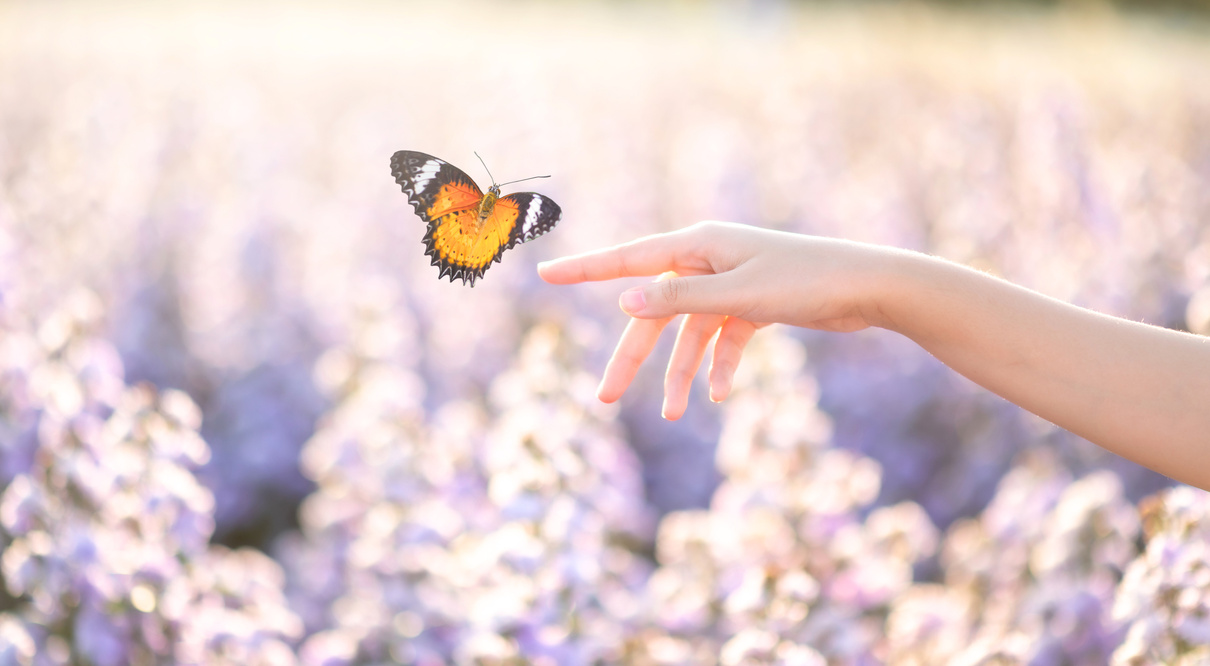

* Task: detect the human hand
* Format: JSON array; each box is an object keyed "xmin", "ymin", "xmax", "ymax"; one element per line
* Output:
[
  {"xmin": 538, "ymin": 222, "xmax": 898, "ymax": 419},
  {"xmin": 544, "ymin": 221, "xmax": 1210, "ymax": 490}
]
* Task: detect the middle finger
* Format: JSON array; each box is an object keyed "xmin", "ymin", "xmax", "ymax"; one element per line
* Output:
[{"xmin": 663, "ymin": 313, "xmax": 727, "ymax": 420}]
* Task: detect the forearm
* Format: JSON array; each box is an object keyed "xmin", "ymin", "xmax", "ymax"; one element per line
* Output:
[
  {"xmin": 539, "ymin": 224, "xmax": 1210, "ymax": 470},
  {"xmin": 875, "ymin": 251, "xmax": 1210, "ymax": 490}
]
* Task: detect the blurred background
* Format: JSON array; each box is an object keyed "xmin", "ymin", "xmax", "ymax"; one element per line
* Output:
[{"xmin": 1, "ymin": 0, "xmax": 1209, "ymax": 664}]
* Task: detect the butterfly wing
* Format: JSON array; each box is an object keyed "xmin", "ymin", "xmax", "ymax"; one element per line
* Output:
[
  {"xmin": 390, "ymin": 150, "xmax": 483, "ymax": 220},
  {"xmin": 392, "ymin": 150, "xmax": 488, "ymax": 285},
  {"xmin": 498, "ymin": 192, "xmax": 562, "ymax": 250}
]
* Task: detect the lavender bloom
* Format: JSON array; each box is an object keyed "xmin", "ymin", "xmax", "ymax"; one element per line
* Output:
[
  {"xmin": 887, "ymin": 454, "xmax": 1141, "ymax": 664},
  {"xmin": 284, "ymin": 316, "xmax": 656, "ymax": 663},
  {"xmin": 630, "ymin": 331, "xmax": 938, "ymax": 663},
  {"xmin": 1112, "ymin": 486, "xmax": 1210, "ymax": 665},
  {"xmin": 0, "ymin": 293, "xmax": 301, "ymax": 664}
]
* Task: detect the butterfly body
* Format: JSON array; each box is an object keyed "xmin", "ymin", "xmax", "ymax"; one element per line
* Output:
[
  {"xmin": 390, "ymin": 150, "xmax": 561, "ymax": 287},
  {"xmin": 476, "ymin": 187, "xmax": 500, "ymax": 224}
]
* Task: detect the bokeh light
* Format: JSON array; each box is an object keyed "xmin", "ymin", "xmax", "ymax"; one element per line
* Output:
[{"xmin": 1, "ymin": 0, "xmax": 1209, "ymax": 663}]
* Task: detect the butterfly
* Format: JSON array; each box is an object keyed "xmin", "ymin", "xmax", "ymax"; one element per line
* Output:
[{"xmin": 390, "ymin": 150, "xmax": 562, "ymax": 287}]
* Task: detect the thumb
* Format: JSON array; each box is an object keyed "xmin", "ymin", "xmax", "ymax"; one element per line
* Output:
[{"xmin": 619, "ymin": 272, "xmax": 735, "ymax": 319}]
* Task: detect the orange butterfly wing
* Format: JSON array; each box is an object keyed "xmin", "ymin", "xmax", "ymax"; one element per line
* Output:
[
  {"xmin": 422, "ymin": 177, "xmax": 482, "ymax": 220},
  {"xmin": 425, "ymin": 196, "xmax": 521, "ymax": 285}
]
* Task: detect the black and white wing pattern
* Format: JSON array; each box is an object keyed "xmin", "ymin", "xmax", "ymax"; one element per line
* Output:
[{"xmin": 500, "ymin": 192, "xmax": 562, "ymax": 250}]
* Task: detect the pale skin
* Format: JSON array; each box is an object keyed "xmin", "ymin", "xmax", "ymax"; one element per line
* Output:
[{"xmin": 537, "ymin": 221, "xmax": 1210, "ymax": 492}]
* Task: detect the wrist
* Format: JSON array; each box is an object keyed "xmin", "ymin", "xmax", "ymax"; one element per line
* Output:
[{"xmin": 859, "ymin": 247, "xmax": 940, "ymax": 335}]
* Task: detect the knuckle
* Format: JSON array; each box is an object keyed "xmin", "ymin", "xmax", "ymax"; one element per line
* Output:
[
  {"xmin": 667, "ymin": 364, "xmax": 694, "ymax": 387},
  {"xmin": 685, "ymin": 221, "xmax": 729, "ymax": 264},
  {"xmin": 616, "ymin": 353, "xmax": 644, "ymax": 373},
  {"xmin": 612, "ymin": 249, "xmax": 631, "ymax": 277},
  {"xmin": 711, "ymin": 359, "xmax": 735, "ymax": 379},
  {"xmin": 661, "ymin": 277, "xmax": 684, "ymax": 305},
  {"xmin": 688, "ymin": 220, "xmax": 717, "ymax": 244},
  {"xmin": 684, "ymin": 325, "xmax": 711, "ymax": 346}
]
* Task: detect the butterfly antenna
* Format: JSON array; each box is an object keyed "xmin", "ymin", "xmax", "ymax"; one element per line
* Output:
[
  {"xmin": 474, "ymin": 151, "xmax": 497, "ymax": 185},
  {"xmin": 496, "ymin": 174, "xmax": 551, "ymax": 188}
]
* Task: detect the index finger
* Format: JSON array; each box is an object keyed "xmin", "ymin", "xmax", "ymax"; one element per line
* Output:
[{"xmin": 537, "ymin": 230, "xmax": 694, "ymax": 284}]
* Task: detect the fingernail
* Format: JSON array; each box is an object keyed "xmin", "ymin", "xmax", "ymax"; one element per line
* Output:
[
  {"xmin": 619, "ymin": 288, "xmax": 646, "ymax": 315},
  {"xmin": 710, "ymin": 377, "xmax": 730, "ymax": 403}
]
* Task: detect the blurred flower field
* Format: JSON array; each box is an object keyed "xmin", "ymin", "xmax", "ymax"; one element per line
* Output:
[{"xmin": 2, "ymin": 1, "xmax": 1210, "ymax": 663}]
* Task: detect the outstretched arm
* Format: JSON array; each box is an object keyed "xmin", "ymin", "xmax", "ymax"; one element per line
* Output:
[{"xmin": 538, "ymin": 221, "xmax": 1210, "ymax": 490}]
